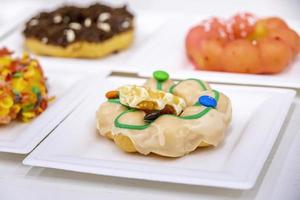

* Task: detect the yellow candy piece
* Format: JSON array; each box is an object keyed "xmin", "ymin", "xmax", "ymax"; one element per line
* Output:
[
  {"xmin": 22, "ymin": 112, "xmax": 36, "ymax": 120},
  {"xmin": 0, "ymin": 107, "xmax": 10, "ymax": 116},
  {"xmin": 21, "ymin": 52, "xmax": 30, "ymax": 62},
  {"xmin": 0, "ymin": 96, "xmax": 14, "ymax": 108},
  {"xmin": 24, "ymin": 69, "xmax": 35, "ymax": 79},
  {"xmin": 12, "ymin": 105, "xmax": 21, "ymax": 114},
  {"xmin": 0, "ymin": 57, "xmax": 12, "ymax": 67},
  {"xmin": 12, "ymin": 78, "xmax": 27, "ymax": 92},
  {"xmin": 1, "ymin": 69, "xmax": 11, "ymax": 77}
]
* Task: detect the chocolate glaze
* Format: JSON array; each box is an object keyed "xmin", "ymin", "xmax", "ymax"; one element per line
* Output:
[{"xmin": 23, "ymin": 3, "xmax": 134, "ymax": 47}]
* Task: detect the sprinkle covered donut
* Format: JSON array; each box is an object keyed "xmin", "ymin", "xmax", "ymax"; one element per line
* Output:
[
  {"xmin": 96, "ymin": 71, "xmax": 232, "ymax": 157},
  {"xmin": 0, "ymin": 48, "xmax": 51, "ymax": 124},
  {"xmin": 23, "ymin": 3, "xmax": 134, "ymax": 58},
  {"xmin": 186, "ymin": 13, "xmax": 300, "ymax": 74}
]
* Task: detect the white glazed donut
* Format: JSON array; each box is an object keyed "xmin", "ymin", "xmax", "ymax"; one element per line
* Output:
[{"xmin": 96, "ymin": 71, "xmax": 232, "ymax": 157}]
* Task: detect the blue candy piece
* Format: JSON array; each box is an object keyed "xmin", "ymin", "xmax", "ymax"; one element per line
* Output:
[{"xmin": 198, "ymin": 95, "xmax": 217, "ymax": 108}]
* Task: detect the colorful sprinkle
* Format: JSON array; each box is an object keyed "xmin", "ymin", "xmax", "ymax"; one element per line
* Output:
[
  {"xmin": 32, "ymin": 86, "xmax": 41, "ymax": 95},
  {"xmin": 13, "ymin": 72, "xmax": 23, "ymax": 78}
]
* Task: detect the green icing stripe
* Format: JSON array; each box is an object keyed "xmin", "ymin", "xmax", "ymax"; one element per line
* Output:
[
  {"xmin": 179, "ymin": 107, "xmax": 212, "ymax": 120},
  {"xmin": 111, "ymin": 79, "xmax": 221, "ymax": 130},
  {"xmin": 114, "ymin": 107, "xmax": 212, "ymax": 130},
  {"xmin": 108, "ymin": 98, "xmax": 120, "ymax": 104},
  {"xmin": 213, "ymin": 90, "xmax": 220, "ymax": 102},
  {"xmin": 179, "ymin": 90, "xmax": 219, "ymax": 120},
  {"xmin": 156, "ymin": 81, "xmax": 163, "ymax": 90},
  {"xmin": 169, "ymin": 78, "xmax": 207, "ymax": 94},
  {"xmin": 168, "ymin": 82, "xmax": 176, "ymax": 93},
  {"xmin": 114, "ymin": 109, "xmax": 151, "ymax": 130}
]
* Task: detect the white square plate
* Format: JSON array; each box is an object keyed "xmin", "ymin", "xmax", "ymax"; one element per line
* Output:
[
  {"xmin": 0, "ymin": 62, "xmax": 109, "ymax": 154},
  {"xmin": 127, "ymin": 15, "xmax": 300, "ymax": 88},
  {"xmin": 23, "ymin": 75, "xmax": 296, "ymax": 189}
]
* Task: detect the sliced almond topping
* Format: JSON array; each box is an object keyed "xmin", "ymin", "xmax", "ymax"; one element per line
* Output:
[
  {"xmin": 64, "ymin": 29, "xmax": 76, "ymax": 42},
  {"xmin": 53, "ymin": 15, "xmax": 62, "ymax": 23},
  {"xmin": 98, "ymin": 12, "xmax": 111, "ymax": 22},
  {"xmin": 41, "ymin": 37, "xmax": 48, "ymax": 44},
  {"xmin": 29, "ymin": 19, "xmax": 39, "ymax": 26},
  {"xmin": 97, "ymin": 23, "xmax": 111, "ymax": 32},
  {"xmin": 121, "ymin": 20, "xmax": 130, "ymax": 29},
  {"xmin": 69, "ymin": 22, "xmax": 82, "ymax": 30},
  {"xmin": 84, "ymin": 18, "xmax": 92, "ymax": 27}
]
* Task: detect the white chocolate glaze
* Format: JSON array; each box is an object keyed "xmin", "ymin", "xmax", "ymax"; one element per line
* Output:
[
  {"xmin": 118, "ymin": 85, "xmax": 186, "ymax": 115},
  {"xmin": 96, "ymin": 78, "xmax": 232, "ymax": 157}
]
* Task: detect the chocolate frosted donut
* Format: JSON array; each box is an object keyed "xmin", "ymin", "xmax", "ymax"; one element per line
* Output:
[{"xmin": 23, "ymin": 3, "xmax": 135, "ymax": 58}]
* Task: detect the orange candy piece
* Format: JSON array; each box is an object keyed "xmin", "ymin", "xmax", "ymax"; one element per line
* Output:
[{"xmin": 105, "ymin": 91, "xmax": 119, "ymax": 99}]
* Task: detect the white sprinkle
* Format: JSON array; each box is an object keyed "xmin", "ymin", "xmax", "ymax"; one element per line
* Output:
[
  {"xmin": 84, "ymin": 18, "xmax": 92, "ymax": 27},
  {"xmin": 69, "ymin": 22, "xmax": 82, "ymax": 30},
  {"xmin": 64, "ymin": 29, "xmax": 75, "ymax": 42},
  {"xmin": 252, "ymin": 40, "xmax": 257, "ymax": 45},
  {"xmin": 227, "ymin": 18, "xmax": 236, "ymax": 27},
  {"xmin": 121, "ymin": 20, "xmax": 130, "ymax": 29},
  {"xmin": 225, "ymin": 23, "xmax": 232, "ymax": 33},
  {"xmin": 53, "ymin": 15, "xmax": 62, "ymax": 23},
  {"xmin": 203, "ymin": 23, "xmax": 210, "ymax": 32},
  {"xmin": 248, "ymin": 16, "xmax": 257, "ymax": 25},
  {"xmin": 98, "ymin": 12, "xmax": 111, "ymax": 22},
  {"xmin": 239, "ymin": 23, "xmax": 245, "ymax": 30},
  {"xmin": 41, "ymin": 37, "xmax": 48, "ymax": 44},
  {"xmin": 97, "ymin": 23, "xmax": 111, "ymax": 32},
  {"xmin": 29, "ymin": 19, "xmax": 39, "ymax": 26},
  {"xmin": 219, "ymin": 29, "xmax": 227, "ymax": 38},
  {"xmin": 241, "ymin": 31, "xmax": 247, "ymax": 37},
  {"xmin": 202, "ymin": 19, "xmax": 212, "ymax": 32}
]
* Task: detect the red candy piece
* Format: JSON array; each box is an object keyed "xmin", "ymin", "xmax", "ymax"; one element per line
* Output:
[{"xmin": 0, "ymin": 47, "xmax": 12, "ymax": 57}]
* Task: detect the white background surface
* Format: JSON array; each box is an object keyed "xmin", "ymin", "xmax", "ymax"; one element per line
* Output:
[{"xmin": 0, "ymin": 0, "xmax": 300, "ymax": 199}]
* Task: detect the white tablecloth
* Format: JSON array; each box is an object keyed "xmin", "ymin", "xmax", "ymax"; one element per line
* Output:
[{"xmin": 0, "ymin": 0, "xmax": 299, "ymax": 199}]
